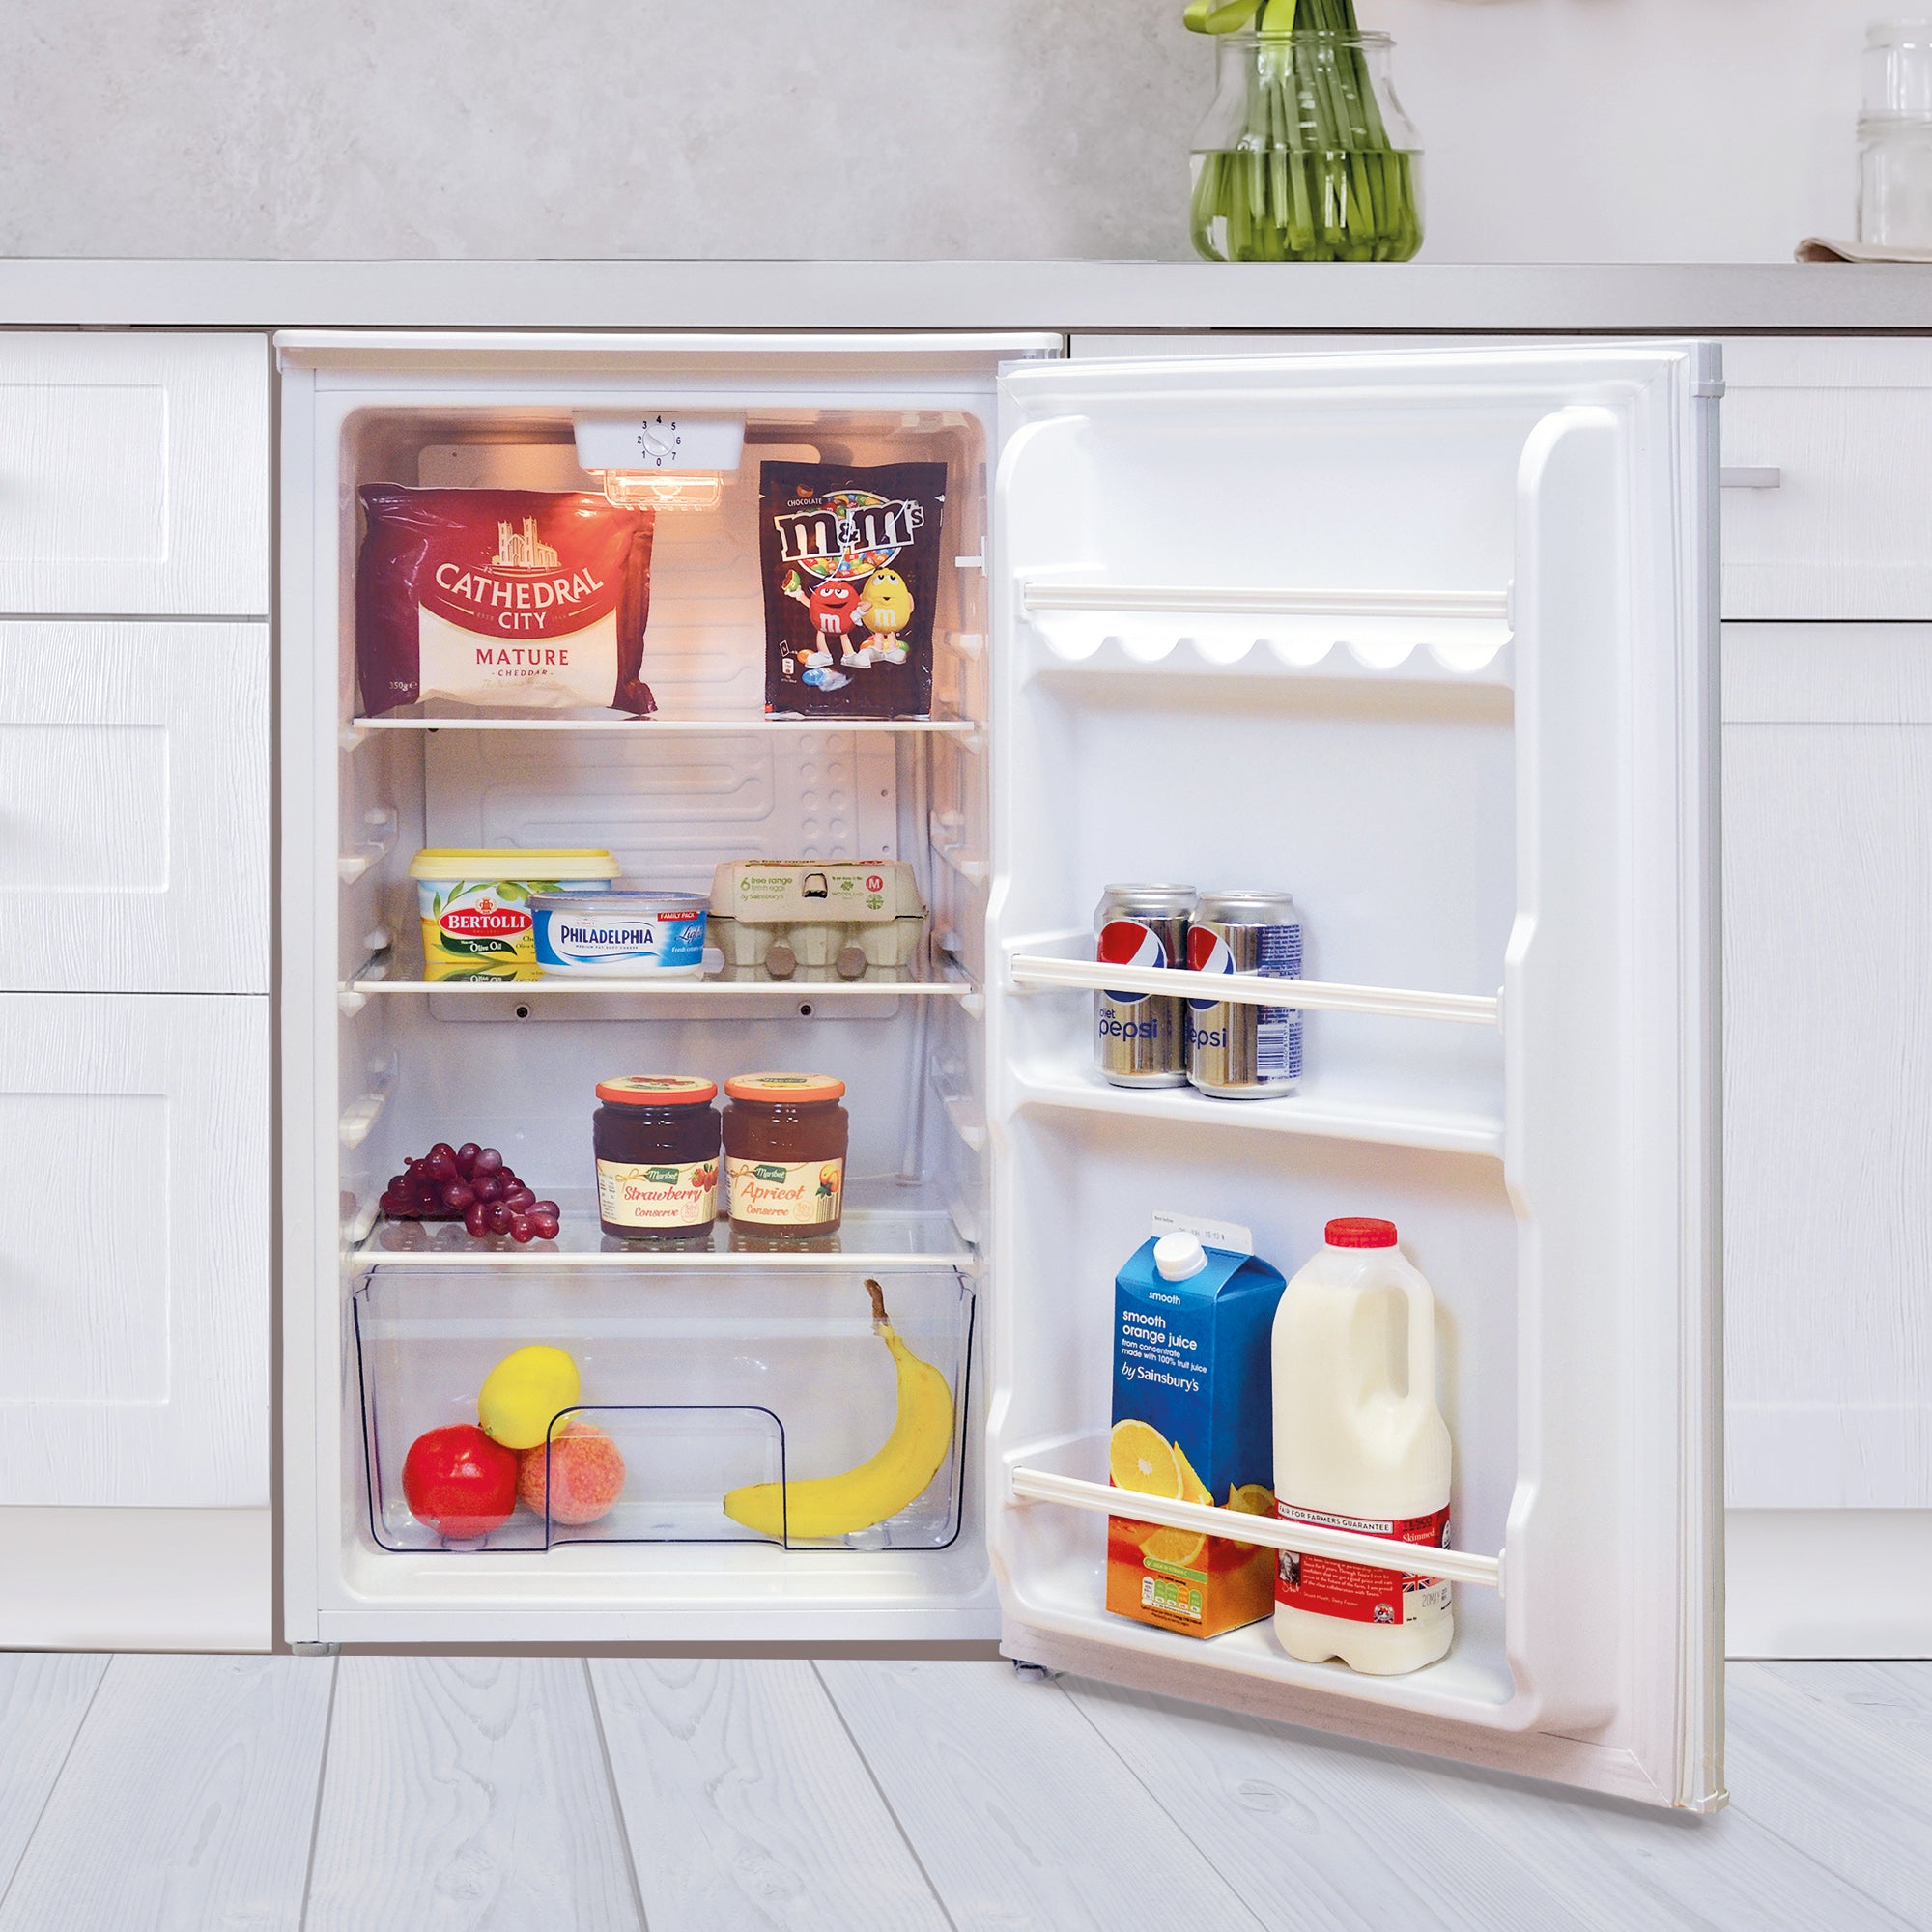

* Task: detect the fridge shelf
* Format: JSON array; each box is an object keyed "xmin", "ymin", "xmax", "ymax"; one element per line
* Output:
[
  {"xmin": 1008, "ymin": 1465, "xmax": 1501, "ymax": 1592},
  {"xmin": 1008, "ymin": 953, "xmax": 1499, "ymax": 1028},
  {"xmin": 352, "ymin": 1183, "xmax": 978, "ymax": 1273},
  {"xmin": 342, "ymin": 936, "xmax": 980, "ymax": 1009},
  {"xmin": 1010, "ymin": 1065, "xmax": 1505, "ymax": 1159},
  {"xmin": 354, "ymin": 1267, "xmax": 974, "ymax": 1555},
  {"xmin": 346, "ymin": 710, "xmax": 979, "ymax": 741},
  {"xmin": 1018, "ymin": 582, "xmax": 1513, "ymax": 683}
]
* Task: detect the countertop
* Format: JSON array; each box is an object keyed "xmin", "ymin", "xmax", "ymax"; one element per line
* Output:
[{"xmin": 3, "ymin": 260, "xmax": 1932, "ymax": 333}]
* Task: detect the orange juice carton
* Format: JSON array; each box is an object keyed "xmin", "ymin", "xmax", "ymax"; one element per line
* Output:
[{"xmin": 1107, "ymin": 1214, "xmax": 1286, "ymax": 1638}]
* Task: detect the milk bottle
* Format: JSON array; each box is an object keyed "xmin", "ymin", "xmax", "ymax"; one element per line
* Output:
[{"xmin": 1271, "ymin": 1217, "xmax": 1453, "ymax": 1674}]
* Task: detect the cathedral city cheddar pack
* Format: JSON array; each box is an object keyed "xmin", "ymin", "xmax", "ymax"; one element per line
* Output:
[
  {"xmin": 758, "ymin": 460, "xmax": 946, "ymax": 719},
  {"xmin": 356, "ymin": 487, "xmax": 657, "ymax": 716}
]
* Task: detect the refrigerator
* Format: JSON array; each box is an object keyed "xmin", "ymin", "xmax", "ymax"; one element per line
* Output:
[{"xmin": 278, "ymin": 328, "xmax": 1722, "ymax": 1811}]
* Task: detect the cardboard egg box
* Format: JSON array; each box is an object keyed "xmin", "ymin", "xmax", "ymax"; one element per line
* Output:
[{"xmin": 707, "ymin": 860, "xmax": 928, "ymax": 980}]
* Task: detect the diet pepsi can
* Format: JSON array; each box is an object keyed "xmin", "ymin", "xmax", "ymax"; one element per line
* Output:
[
  {"xmin": 1186, "ymin": 891, "xmax": 1303, "ymax": 1098},
  {"xmin": 1094, "ymin": 885, "xmax": 1196, "ymax": 1087}
]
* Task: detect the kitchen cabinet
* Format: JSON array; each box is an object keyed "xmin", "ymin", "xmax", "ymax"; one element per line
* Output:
[
  {"xmin": 0, "ymin": 330, "xmax": 271, "ymax": 1651},
  {"xmin": 0, "ymin": 332, "xmax": 269, "ymax": 616},
  {"xmin": 1722, "ymin": 624, "xmax": 1932, "ymax": 1509},
  {"xmin": 0, "ymin": 621, "xmax": 270, "ymax": 991}
]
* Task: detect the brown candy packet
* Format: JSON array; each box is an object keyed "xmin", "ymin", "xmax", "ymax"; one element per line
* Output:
[{"xmin": 759, "ymin": 461, "xmax": 946, "ymax": 719}]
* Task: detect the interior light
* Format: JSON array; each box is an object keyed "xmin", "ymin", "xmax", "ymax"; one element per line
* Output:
[{"xmin": 573, "ymin": 410, "xmax": 746, "ymax": 513}]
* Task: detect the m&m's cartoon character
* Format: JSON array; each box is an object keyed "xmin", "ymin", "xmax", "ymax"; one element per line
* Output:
[{"xmin": 858, "ymin": 567, "xmax": 915, "ymax": 665}]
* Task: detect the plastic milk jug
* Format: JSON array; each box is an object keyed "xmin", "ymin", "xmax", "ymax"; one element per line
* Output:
[{"xmin": 1271, "ymin": 1217, "xmax": 1454, "ymax": 1674}]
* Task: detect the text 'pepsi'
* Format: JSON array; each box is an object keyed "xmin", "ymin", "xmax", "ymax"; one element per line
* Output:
[{"xmin": 1094, "ymin": 885, "xmax": 1197, "ymax": 1088}]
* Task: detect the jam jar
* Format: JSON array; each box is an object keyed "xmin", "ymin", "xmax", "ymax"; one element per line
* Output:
[
  {"xmin": 593, "ymin": 1076, "xmax": 722, "ymax": 1239},
  {"xmin": 723, "ymin": 1073, "xmax": 849, "ymax": 1234}
]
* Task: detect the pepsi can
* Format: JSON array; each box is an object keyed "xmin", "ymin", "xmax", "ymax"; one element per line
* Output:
[
  {"xmin": 1186, "ymin": 891, "xmax": 1303, "ymax": 1098},
  {"xmin": 1094, "ymin": 885, "xmax": 1196, "ymax": 1087}
]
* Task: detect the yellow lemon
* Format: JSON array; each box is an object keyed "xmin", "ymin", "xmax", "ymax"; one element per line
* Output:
[
  {"xmin": 1109, "ymin": 1419, "xmax": 1180, "ymax": 1499},
  {"xmin": 1173, "ymin": 1441, "xmax": 1213, "ymax": 1508},
  {"xmin": 478, "ymin": 1345, "xmax": 581, "ymax": 1451},
  {"xmin": 1140, "ymin": 1527, "xmax": 1208, "ymax": 1568},
  {"xmin": 1228, "ymin": 1482, "xmax": 1275, "ymax": 1517}
]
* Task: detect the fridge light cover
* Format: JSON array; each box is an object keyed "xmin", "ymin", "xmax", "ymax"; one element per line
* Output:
[{"xmin": 573, "ymin": 409, "xmax": 747, "ymax": 511}]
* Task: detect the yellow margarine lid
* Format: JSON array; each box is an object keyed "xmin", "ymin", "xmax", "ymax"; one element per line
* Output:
[{"xmin": 410, "ymin": 848, "xmax": 619, "ymax": 880}]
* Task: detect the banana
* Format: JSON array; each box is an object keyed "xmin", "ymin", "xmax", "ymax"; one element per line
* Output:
[{"xmin": 724, "ymin": 1279, "xmax": 954, "ymax": 1542}]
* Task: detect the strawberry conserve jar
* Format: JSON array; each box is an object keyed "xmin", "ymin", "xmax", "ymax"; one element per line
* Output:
[
  {"xmin": 722, "ymin": 1073, "xmax": 849, "ymax": 1233},
  {"xmin": 593, "ymin": 1076, "xmax": 722, "ymax": 1238}
]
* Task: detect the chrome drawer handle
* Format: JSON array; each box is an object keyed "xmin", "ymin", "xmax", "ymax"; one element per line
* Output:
[{"xmin": 1721, "ymin": 466, "xmax": 1783, "ymax": 490}]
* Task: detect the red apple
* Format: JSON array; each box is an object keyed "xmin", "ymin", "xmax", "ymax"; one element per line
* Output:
[
  {"xmin": 402, "ymin": 1424, "xmax": 519, "ymax": 1539},
  {"xmin": 517, "ymin": 1420, "xmax": 626, "ymax": 1526}
]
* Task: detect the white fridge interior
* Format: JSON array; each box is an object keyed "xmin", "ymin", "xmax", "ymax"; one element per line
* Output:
[{"xmin": 279, "ymin": 332, "xmax": 1721, "ymax": 1809}]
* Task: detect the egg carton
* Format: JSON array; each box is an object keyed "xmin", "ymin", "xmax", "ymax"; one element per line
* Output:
[{"xmin": 707, "ymin": 860, "xmax": 928, "ymax": 980}]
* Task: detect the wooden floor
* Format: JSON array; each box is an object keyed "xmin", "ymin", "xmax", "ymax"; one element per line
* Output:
[{"xmin": 0, "ymin": 1657, "xmax": 1923, "ymax": 1930}]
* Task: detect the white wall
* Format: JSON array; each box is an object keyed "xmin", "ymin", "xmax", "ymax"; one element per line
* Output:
[{"xmin": 0, "ymin": 3, "xmax": 1872, "ymax": 260}]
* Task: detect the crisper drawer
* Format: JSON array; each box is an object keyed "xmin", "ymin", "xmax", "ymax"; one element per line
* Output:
[
  {"xmin": 1721, "ymin": 337, "xmax": 1932, "ymax": 620},
  {"xmin": 0, "ymin": 622, "xmax": 268, "ymax": 992},
  {"xmin": 0, "ymin": 331, "xmax": 269, "ymax": 616},
  {"xmin": 352, "ymin": 1267, "xmax": 974, "ymax": 1556},
  {"xmin": 0, "ymin": 992, "xmax": 270, "ymax": 1507}
]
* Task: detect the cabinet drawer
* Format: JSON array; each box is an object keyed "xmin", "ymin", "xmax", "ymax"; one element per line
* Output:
[
  {"xmin": 0, "ymin": 622, "xmax": 268, "ymax": 992},
  {"xmin": 0, "ymin": 332, "xmax": 269, "ymax": 616},
  {"xmin": 1721, "ymin": 338, "xmax": 1932, "ymax": 620},
  {"xmin": 0, "ymin": 993, "xmax": 269, "ymax": 1507},
  {"xmin": 1722, "ymin": 623, "xmax": 1932, "ymax": 1507}
]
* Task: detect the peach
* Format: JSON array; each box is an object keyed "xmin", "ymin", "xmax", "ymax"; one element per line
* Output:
[{"xmin": 517, "ymin": 1419, "xmax": 626, "ymax": 1526}]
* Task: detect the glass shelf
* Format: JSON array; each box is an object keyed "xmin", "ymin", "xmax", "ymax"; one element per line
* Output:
[
  {"xmin": 343, "ymin": 935, "xmax": 979, "ymax": 1006},
  {"xmin": 351, "ymin": 1182, "xmax": 977, "ymax": 1272},
  {"xmin": 347, "ymin": 709, "xmax": 979, "ymax": 737}
]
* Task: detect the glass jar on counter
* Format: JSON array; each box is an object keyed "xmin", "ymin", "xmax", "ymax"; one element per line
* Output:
[
  {"xmin": 723, "ymin": 1073, "xmax": 849, "ymax": 1235},
  {"xmin": 1860, "ymin": 21, "xmax": 1932, "ymax": 251},
  {"xmin": 1190, "ymin": 28, "xmax": 1422, "ymax": 263},
  {"xmin": 593, "ymin": 1076, "xmax": 722, "ymax": 1239}
]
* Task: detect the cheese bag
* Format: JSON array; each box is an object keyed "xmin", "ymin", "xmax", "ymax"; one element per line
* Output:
[{"xmin": 356, "ymin": 486, "xmax": 656, "ymax": 715}]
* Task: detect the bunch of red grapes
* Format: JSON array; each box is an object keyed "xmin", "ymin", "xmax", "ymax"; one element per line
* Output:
[{"xmin": 380, "ymin": 1143, "xmax": 561, "ymax": 1243}]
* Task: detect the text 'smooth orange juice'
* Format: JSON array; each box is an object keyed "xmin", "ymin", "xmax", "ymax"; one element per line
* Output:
[{"xmin": 1107, "ymin": 1227, "xmax": 1286, "ymax": 1638}]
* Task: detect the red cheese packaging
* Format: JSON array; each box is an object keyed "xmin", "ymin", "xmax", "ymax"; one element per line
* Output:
[
  {"xmin": 356, "ymin": 486, "xmax": 656, "ymax": 716},
  {"xmin": 758, "ymin": 461, "xmax": 946, "ymax": 719}
]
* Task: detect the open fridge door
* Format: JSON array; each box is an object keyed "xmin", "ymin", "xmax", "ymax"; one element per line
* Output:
[{"xmin": 982, "ymin": 343, "xmax": 1723, "ymax": 1808}]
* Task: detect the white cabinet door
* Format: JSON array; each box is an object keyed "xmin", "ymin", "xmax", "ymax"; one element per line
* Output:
[
  {"xmin": 0, "ymin": 332, "xmax": 269, "ymax": 617},
  {"xmin": 1719, "ymin": 339, "xmax": 1932, "ymax": 620},
  {"xmin": 1724, "ymin": 624, "xmax": 1932, "ymax": 1506},
  {"xmin": 0, "ymin": 622, "xmax": 269, "ymax": 992},
  {"xmin": 0, "ymin": 993, "xmax": 269, "ymax": 1507}
]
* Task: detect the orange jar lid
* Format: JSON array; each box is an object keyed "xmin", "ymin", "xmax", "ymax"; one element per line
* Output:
[
  {"xmin": 596, "ymin": 1074, "xmax": 719, "ymax": 1106},
  {"xmin": 724, "ymin": 1072, "xmax": 846, "ymax": 1104}
]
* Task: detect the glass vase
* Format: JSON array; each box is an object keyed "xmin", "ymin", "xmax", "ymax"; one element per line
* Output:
[{"xmin": 1190, "ymin": 30, "xmax": 1423, "ymax": 263}]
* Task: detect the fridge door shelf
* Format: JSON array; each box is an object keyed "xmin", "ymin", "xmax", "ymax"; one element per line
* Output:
[
  {"xmin": 353, "ymin": 1267, "xmax": 975, "ymax": 1555},
  {"xmin": 1006, "ymin": 1464, "xmax": 1502, "ymax": 1592},
  {"xmin": 351, "ymin": 1184, "xmax": 978, "ymax": 1272},
  {"xmin": 1018, "ymin": 582, "xmax": 1513, "ymax": 683},
  {"xmin": 1008, "ymin": 1067, "xmax": 1506, "ymax": 1159},
  {"xmin": 1007, "ymin": 952, "xmax": 1500, "ymax": 1028}
]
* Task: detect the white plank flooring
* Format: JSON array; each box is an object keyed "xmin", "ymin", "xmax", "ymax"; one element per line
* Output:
[{"xmin": 0, "ymin": 1658, "xmax": 1920, "ymax": 1932}]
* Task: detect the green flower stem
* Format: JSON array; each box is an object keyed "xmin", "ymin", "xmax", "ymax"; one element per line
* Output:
[{"xmin": 1188, "ymin": 2, "xmax": 1420, "ymax": 263}]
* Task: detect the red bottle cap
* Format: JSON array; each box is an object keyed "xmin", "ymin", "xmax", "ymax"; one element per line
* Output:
[{"xmin": 1325, "ymin": 1217, "xmax": 1399, "ymax": 1249}]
